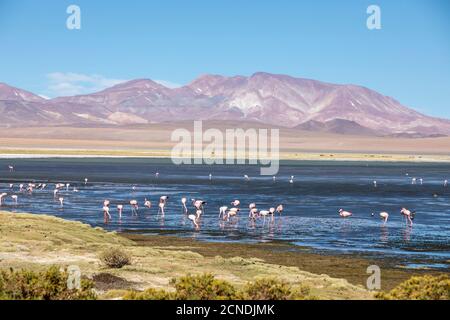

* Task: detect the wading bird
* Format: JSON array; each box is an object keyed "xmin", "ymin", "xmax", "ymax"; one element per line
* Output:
[
  {"xmin": 130, "ymin": 200, "xmax": 139, "ymax": 215},
  {"xmin": 181, "ymin": 197, "xmax": 188, "ymax": 214},
  {"xmin": 400, "ymin": 208, "xmax": 414, "ymax": 226},
  {"xmin": 339, "ymin": 209, "xmax": 352, "ymax": 218},
  {"xmin": 117, "ymin": 204, "xmax": 123, "ymax": 219}
]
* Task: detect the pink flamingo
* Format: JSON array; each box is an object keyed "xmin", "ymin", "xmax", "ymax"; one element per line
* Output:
[
  {"xmin": 117, "ymin": 204, "xmax": 123, "ymax": 219},
  {"xmin": 276, "ymin": 204, "xmax": 283, "ymax": 216},
  {"xmin": 219, "ymin": 206, "xmax": 228, "ymax": 219},
  {"xmin": 103, "ymin": 205, "xmax": 111, "ymax": 223},
  {"xmin": 0, "ymin": 193, "xmax": 7, "ymax": 205},
  {"xmin": 379, "ymin": 212, "xmax": 389, "ymax": 225},
  {"xmin": 181, "ymin": 197, "xmax": 188, "ymax": 214},
  {"xmin": 8, "ymin": 165, "xmax": 14, "ymax": 172},
  {"xmin": 9, "ymin": 184, "xmax": 13, "ymax": 190},
  {"xmin": 259, "ymin": 210, "xmax": 270, "ymax": 224},
  {"xmin": 249, "ymin": 208, "xmax": 259, "ymax": 220},
  {"xmin": 339, "ymin": 209, "xmax": 352, "ymax": 218},
  {"xmin": 130, "ymin": 200, "xmax": 139, "ymax": 215},
  {"xmin": 58, "ymin": 197, "xmax": 64, "ymax": 207},
  {"xmin": 11, "ymin": 195, "xmax": 18, "ymax": 205},
  {"xmin": 269, "ymin": 207, "xmax": 276, "ymax": 222},
  {"xmin": 231, "ymin": 199, "xmax": 240, "ymax": 207},
  {"xmin": 226, "ymin": 207, "xmax": 240, "ymax": 220},
  {"xmin": 144, "ymin": 198, "xmax": 152, "ymax": 210},
  {"xmin": 192, "ymin": 199, "xmax": 207, "ymax": 213},
  {"xmin": 400, "ymin": 208, "xmax": 414, "ymax": 226},
  {"xmin": 19, "ymin": 184, "xmax": 24, "ymax": 192},
  {"xmin": 188, "ymin": 213, "xmax": 199, "ymax": 230},
  {"xmin": 158, "ymin": 196, "xmax": 169, "ymax": 215}
]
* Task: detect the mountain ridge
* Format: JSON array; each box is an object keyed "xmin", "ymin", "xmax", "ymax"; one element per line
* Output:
[{"xmin": 1, "ymin": 73, "xmax": 449, "ymax": 137}]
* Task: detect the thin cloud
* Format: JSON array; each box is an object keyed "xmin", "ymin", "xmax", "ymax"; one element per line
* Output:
[{"xmin": 46, "ymin": 72, "xmax": 127, "ymax": 97}]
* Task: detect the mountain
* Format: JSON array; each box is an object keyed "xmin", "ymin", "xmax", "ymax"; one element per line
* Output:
[{"xmin": 1, "ymin": 73, "xmax": 449, "ymax": 136}]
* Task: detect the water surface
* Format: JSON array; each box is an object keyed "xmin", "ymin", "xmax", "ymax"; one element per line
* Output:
[{"xmin": 0, "ymin": 158, "xmax": 449, "ymax": 269}]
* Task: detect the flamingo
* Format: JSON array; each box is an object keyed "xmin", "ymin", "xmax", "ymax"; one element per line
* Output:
[
  {"xmin": 0, "ymin": 193, "xmax": 7, "ymax": 205},
  {"xmin": 130, "ymin": 200, "xmax": 139, "ymax": 215},
  {"xmin": 19, "ymin": 184, "xmax": 24, "ymax": 192},
  {"xmin": 419, "ymin": 178, "xmax": 423, "ymax": 185},
  {"xmin": 144, "ymin": 199, "xmax": 152, "ymax": 209},
  {"xmin": 188, "ymin": 213, "xmax": 199, "ymax": 229},
  {"xmin": 244, "ymin": 175, "xmax": 250, "ymax": 181},
  {"xmin": 158, "ymin": 196, "xmax": 169, "ymax": 215},
  {"xmin": 11, "ymin": 195, "xmax": 18, "ymax": 205},
  {"xmin": 8, "ymin": 165, "xmax": 14, "ymax": 172},
  {"xmin": 66, "ymin": 183, "xmax": 70, "ymax": 191},
  {"xmin": 103, "ymin": 200, "xmax": 110, "ymax": 207},
  {"xmin": 41, "ymin": 183, "xmax": 47, "ymax": 190},
  {"xmin": 231, "ymin": 199, "xmax": 240, "ymax": 207},
  {"xmin": 53, "ymin": 189, "xmax": 59, "ymax": 198},
  {"xmin": 181, "ymin": 197, "xmax": 188, "ymax": 214},
  {"xmin": 379, "ymin": 211, "xmax": 389, "ymax": 224},
  {"xmin": 339, "ymin": 209, "xmax": 352, "ymax": 218},
  {"xmin": 209, "ymin": 173, "xmax": 212, "ymax": 181},
  {"xmin": 219, "ymin": 206, "xmax": 228, "ymax": 219},
  {"xmin": 155, "ymin": 172, "xmax": 159, "ymax": 179},
  {"xmin": 103, "ymin": 205, "xmax": 111, "ymax": 223},
  {"xmin": 117, "ymin": 204, "xmax": 123, "ymax": 219},
  {"xmin": 400, "ymin": 208, "xmax": 414, "ymax": 226},
  {"xmin": 444, "ymin": 180, "xmax": 448, "ymax": 187},
  {"xmin": 411, "ymin": 178, "xmax": 416, "ymax": 185},
  {"xmin": 276, "ymin": 204, "xmax": 284, "ymax": 216},
  {"xmin": 273, "ymin": 176, "xmax": 276, "ymax": 182},
  {"xmin": 73, "ymin": 187, "xmax": 79, "ymax": 192},
  {"xmin": 192, "ymin": 199, "xmax": 206, "ymax": 212},
  {"xmin": 226, "ymin": 207, "xmax": 240, "ymax": 220},
  {"xmin": 373, "ymin": 180, "xmax": 377, "ymax": 188},
  {"xmin": 58, "ymin": 197, "xmax": 64, "ymax": 207},
  {"xmin": 259, "ymin": 210, "xmax": 270, "ymax": 224},
  {"xmin": 84, "ymin": 178, "xmax": 88, "ymax": 185},
  {"xmin": 289, "ymin": 176, "xmax": 294, "ymax": 184},
  {"xmin": 269, "ymin": 207, "xmax": 276, "ymax": 222},
  {"xmin": 9, "ymin": 183, "xmax": 13, "ymax": 190},
  {"xmin": 249, "ymin": 208, "xmax": 259, "ymax": 220}
]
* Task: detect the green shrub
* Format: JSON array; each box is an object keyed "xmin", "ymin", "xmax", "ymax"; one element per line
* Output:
[
  {"xmin": 376, "ymin": 275, "xmax": 450, "ymax": 300},
  {"xmin": 171, "ymin": 274, "xmax": 237, "ymax": 300},
  {"xmin": 239, "ymin": 278, "xmax": 294, "ymax": 300},
  {"xmin": 0, "ymin": 266, "xmax": 96, "ymax": 300},
  {"xmin": 99, "ymin": 248, "xmax": 131, "ymax": 269},
  {"xmin": 123, "ymin": 274, "xmax": 311, "ymax": 300},
  {"xmin": 123, "ymin": 288, "xmax": 175, "ymax": 300}
]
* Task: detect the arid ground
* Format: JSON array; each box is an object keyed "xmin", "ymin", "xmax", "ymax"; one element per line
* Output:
[{"xmin": 0, "ymin": 123, "xmax": 450, "ymax": 162}]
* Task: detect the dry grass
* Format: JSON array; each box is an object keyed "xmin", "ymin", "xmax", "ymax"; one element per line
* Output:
[{"xmin": 0, "ymin": 211, "xmax": 374, "ymax": 300}]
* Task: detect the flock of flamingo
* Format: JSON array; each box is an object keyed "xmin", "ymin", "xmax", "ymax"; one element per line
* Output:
[{"xmin": 1, "ymin": 164, "xmax": 448, "ymax": 230}]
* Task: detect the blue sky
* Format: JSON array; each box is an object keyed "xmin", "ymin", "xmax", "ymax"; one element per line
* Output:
[{"xmin": 0, "ymin": 0, "xmax": 449, "ymax": 118}]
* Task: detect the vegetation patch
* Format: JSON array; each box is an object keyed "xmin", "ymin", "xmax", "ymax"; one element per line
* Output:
[
  {"xmin": 0, "ymin": 266, "xmax": 96, "ymax": 300},
  {"xmin": 99, "ymin": 248, "xmax": 131, "ymax": 269},
  {"xmin": 376, "ymin": 275, "xmax": 450, "ymax": 300}
]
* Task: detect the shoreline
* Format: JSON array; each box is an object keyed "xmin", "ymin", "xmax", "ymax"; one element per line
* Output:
[
  {"xmin": 0, "ymin": 211, "xmax": 447, "ymax": 298},
  {"xmin": 1, "ymin": 149, "xmax": 450, "ymax": 163}
]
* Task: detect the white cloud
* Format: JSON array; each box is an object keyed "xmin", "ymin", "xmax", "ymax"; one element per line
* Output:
[{"xmin": 46, "ymin": 72, "xmax": 127, "ymax": 97}]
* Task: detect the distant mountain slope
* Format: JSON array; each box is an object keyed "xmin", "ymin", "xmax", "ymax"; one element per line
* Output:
[{"xmin": 1, "ymin": 74, "xmax": 449, "ymax": 136}]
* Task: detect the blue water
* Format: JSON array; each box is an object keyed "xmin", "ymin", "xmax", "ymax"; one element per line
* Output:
[{"xmin": 0, "ymin": 158, "xmax": 449, "ymax": 268}]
